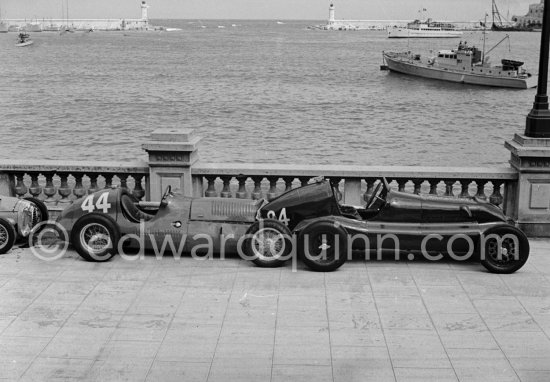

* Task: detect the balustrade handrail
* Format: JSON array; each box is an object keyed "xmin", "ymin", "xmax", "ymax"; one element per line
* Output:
[
  {"xmin": 192, "ymin": 162, "xmax": 518, "ymax": 179},
  {"xmin": 0, "ymin": 159, "xmax": 149, "ymax": 173}
]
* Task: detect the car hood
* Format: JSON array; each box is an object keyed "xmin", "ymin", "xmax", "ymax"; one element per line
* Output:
[
  {"xmin": 375, "ymin": 190, "xmax": 509, "ymax": 224},
  {"xmin": 0, "ymin": 196, "xmax": 21, "ymax": 213}
]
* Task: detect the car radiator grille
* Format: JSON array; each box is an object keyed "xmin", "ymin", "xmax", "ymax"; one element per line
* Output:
[
  {"xmin": 30, "ymin": 204, "xmax": 41, "ymax": 227},
  {"xmin": 211, "ymin": 201, "xmax": 257, "ymax": 218}
]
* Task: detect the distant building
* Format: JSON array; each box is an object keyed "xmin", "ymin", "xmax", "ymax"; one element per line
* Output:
[{"xmin": 512, "ymin": 0, "xmax": 543, "ymax": 27}]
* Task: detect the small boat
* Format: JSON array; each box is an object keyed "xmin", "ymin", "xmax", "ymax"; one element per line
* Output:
[
  {"xmin": 382, "ymin": 38, "xmax": 537, "ymax": 89},
  {"xmin": 388, "ymin": 18, "xmax": 463, "ymax": 38},
  {"xmin": 15, "ymin": 32, "xmax": 33, "ymax": 47}
]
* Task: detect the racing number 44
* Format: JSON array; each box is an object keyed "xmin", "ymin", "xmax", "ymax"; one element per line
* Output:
[{"xmin": 81, "ymin": 192, "xmax": 112, "ymax": 213}]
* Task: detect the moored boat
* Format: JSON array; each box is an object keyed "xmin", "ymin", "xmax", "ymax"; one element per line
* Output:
[
  {"xmin": 382, "ymin": 40, "xmax": 537, "ymax": 89},
  {"xmin": 388, "ymin": 18, "xmax": 463, "ymax": 38},
  {"xmin": 15, "ymin": 32, "xmax": 33, "ymax": 47}
]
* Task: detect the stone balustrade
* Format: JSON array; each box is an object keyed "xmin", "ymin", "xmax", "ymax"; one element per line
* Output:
[
  {"xmin": 191, "ymin": 162, "xmax": 518, "ymax": 214},
  {"xmin": 0, "ymin": 160, "xmax": 149, "ymax": 208},
  {"xmin": 0, "ymin": 128, "xmax": 547, "ymax": 236}
]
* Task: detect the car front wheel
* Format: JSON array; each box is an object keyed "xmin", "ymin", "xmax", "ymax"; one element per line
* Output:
[
  {"xmin": 0, "ymin": 218, "xmax": 16, "ymax": 255},
  {"xmin": 243, "ymin": 219, "xmax": 292, "ymax": 268},
  {"xmin": 71, "ymin": 214, "xmax": 120, "ymax": 262},
  {"xmin": 480, "ymin": 226, "xmax": 530, "ymax": 274}
]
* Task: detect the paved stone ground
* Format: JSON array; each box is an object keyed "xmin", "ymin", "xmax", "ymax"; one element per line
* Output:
[{"xmin": 0, "ymin": 240, "xmax": 549, "ymax": 381}]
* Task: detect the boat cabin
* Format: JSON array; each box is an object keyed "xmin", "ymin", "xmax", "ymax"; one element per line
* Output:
[
  {"xmin": 435, "ymin": 45, "xmax": 482, "ymax": 69},
  {"xmin": 431, "ymin": 43, "xmax": 527, "ymax": 78}
]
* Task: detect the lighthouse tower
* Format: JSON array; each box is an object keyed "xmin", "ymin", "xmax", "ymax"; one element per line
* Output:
[
  {"xmin": 141, "ymin": 1, "xmax": 149, "ymax": 21},
  {"xmin": 328, "ymin": 3, "xmax": 335, "ymax": 25}
]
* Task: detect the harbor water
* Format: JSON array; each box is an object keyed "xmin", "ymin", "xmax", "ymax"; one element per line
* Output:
[{"xmin": 0, "ymin": 20, "xmax": 543, "ymax": 166}]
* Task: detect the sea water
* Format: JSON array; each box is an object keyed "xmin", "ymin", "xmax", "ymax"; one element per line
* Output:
[{"xmin": 0, "ymin": 20, "xmax": 542, "ymax": 166}]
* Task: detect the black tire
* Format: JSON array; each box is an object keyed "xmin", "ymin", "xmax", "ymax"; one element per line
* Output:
[
  {"xmin": 24, "ymin": 197, "xmax": 49, "ymax": 234},
  {"xmin": 243, "ymin": 219, "xmax": 292, "ymax": 268},
  {"xmin": 71, "ymin": 214, "xmax": 120, "ymax": 262},
  {"xmin": 299, "ymin": 220, "xmax": 348, "ymax": 272},
  {"xmin": 480, "ymin": 225, "xmax": 530, "ymax": 274},
  {"xmin": 0, "ymin": 218, "xmax": 16, "ymax": 255}
]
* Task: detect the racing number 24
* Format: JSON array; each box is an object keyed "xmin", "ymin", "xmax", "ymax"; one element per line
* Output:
[
  {"xmin": 267, "ymin": 208, "xmax": 290, "ymax": 226},
  {"xmin": 81, "ymin": 192, "xmax": 112, "ymax": 213}
]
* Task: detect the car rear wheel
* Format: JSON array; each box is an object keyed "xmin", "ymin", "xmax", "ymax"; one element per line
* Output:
[
  {"xmin": 243, "ymin": 219, "xmax": 292, "ymax": 268},
  {"xmin": 0, "ymin": 218, "xmax": 16, "ymax": 255},
  {"xmin": 299, "ymin": 220, "xmax": 348, "ymax": 272},
  {"xmin": 480, "ymin": 226, "xmax": 529, "ymax": 274},
  {"xmin": 72, "ymin": 214, "xmax": 120, "ymax": 262}
]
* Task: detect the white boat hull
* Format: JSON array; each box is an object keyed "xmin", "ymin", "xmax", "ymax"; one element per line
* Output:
[
  {"xmin": 388, "ymin": 28, "xmax": 463, "ymax": 38},
  {"xmin": 15, "ymin": 40, "xmax": 33, "ymax": 47},
  {"xmin": 383, "ymin": 54, "xmax": 537, "ymax": 89}
]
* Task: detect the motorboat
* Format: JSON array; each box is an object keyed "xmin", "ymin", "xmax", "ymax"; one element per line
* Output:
[
  {"xmin": 15, "ymin": 32, "xmax": 33, "ymax": 47},
  {"xmin": 382, "ymin": 38, "xmax": 537, "ymax": 89}
]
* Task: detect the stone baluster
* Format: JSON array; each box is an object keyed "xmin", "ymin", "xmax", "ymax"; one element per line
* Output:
[
  {"xmin": 43, "ymin": 173, "xmax": 57, "ymax": 205},
  {"xmin": 489, "ymin": 181, "xmax": 504, "ymax": 206},
  {"xmin": 104, "ymin": 175, "xmax": 113, "ymax": 189},
  {"xmin": 119, "ymin": 174, "xmax": 129, "ymax": 190},
  {"xmin": 220, "ymin": 176, "xmax": 232, "ymax": 198},
  {"xmin": 412, "ymin": 179, "xmax": 423, "ymax": 195},
  {"xmin": 57, "ymin": 173, "xmax": 72, "ymax": 204},
  {"xmin": 267, "ymin": 177, "xmax": 279, "ymax": 201},
  {"xmin": 299, "ymin": 177, "xmax": 309, "ymax": 187},
  {"xmin": 363, "ymin": 178, "xmax": 377, "ymax": 203},
  {"xmin": 444, "ymin": 180, "xmax": 455, "ymax": 197},
  {"xmin": 396, "ymin": 179, "xmax": 407, "ymax": 193},
  {"xmin": 284, "ymin": 177, "xmax": 294, "ymax": 193},
  {"xmin": 459, "ymin": 180, "xmax": 471, "ymax": 198},
  {"xmin": 73, "ymin": 174, "xmax": 87, "ymax": 200},
  {"xmin": 332, "ymin": 178, "xmax": 342, "ymax": 201},
  {"xmin": 14, "ymin": 172, "xmax": 28, "ymax": 198},
  {"xmin": 236, "ymin": 176, "xmax": 248, "ymax": 199},
  {"xmin": 251, "ymin": 177, "xmax": 263, "ymax": 200},
  {"xmin": 475, "ymin": 180, "xmax": 487, "ymax": 200},
  {"xmin": 28, "ymin": 173, "xmax": 42, "ymax": 199},
  {"xmin": 132, "ymin": 175, "xmax": 146, "ymax": 200},
  {"xmin": 88, "ymin": 175, "xmax": 100, "ymax": 194},
  {"xmin": 204, "ymin": 176, "xmax": 217, "ymax": 197},
  {"xmin": 428, "ymin": 179, "xmax": 439, "ymax": 195}
]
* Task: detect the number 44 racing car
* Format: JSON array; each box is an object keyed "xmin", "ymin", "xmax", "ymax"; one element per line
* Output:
[{"xmin": 55, "ymin": 178, "xmax": 529, "ymax": 273}]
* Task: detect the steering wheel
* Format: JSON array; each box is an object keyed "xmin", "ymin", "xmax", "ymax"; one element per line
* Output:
[
  {"xmin": 365, "ymin": 180, "xmax": 387, "ymax": 210},
  {"xmin": 160, "ymin": 185, "xmax": 172, "ymax": 206}
]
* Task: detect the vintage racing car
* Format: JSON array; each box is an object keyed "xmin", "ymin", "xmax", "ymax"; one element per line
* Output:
[
  {"xmin": 0, "ymin": 195, "xmax": 48, "ymax": 255},
  {"xmin": 56, "ymin": 178, "xmax": 529, "ymax": 273}
]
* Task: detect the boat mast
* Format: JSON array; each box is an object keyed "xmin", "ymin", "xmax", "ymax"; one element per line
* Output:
[{"xmin": 482, "ymin": 13, "xmax": 487, "ymax": 64}]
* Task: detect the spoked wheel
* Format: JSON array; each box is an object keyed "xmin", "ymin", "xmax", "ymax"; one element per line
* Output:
[
  {"xmin": 299, "ymin": 220, "xmax": 348, "ymax": 272},
  {"xmin": 243, "ymin": 219, "xmax": 292, "ymax": 268},
  {"xmin": 0, "ymin": 218, "xmax": 16, "ymax": 255},
  {"xmin": 71, "ymin": 214, "xmax": 119, "ymax": 262},
  {"xmin": 480, "ymin": 226, "xmax": 530, "ymax": 274}
]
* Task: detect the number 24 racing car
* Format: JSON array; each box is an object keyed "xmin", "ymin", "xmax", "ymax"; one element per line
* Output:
[{"xmin": 55, "ymin": 178, "xmax": 529, "ymax": 273}]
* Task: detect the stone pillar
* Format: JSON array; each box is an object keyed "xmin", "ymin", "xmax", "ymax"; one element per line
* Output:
[
  {"xmin": 142, "ymin": 129, "xmax": 201, "ymax": 200},
  {"xmin": 0, "ymin": 173, "xmax": 14, "ymax": 196},
  {"xmin": 505, "ymin": 134, "xmax": 550, "ymax": 237}
]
